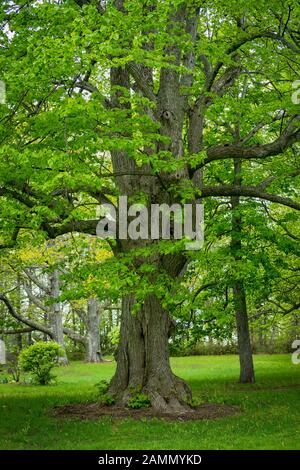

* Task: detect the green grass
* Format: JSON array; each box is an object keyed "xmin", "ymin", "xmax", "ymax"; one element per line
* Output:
[{"xmin": 0, "ymin": 354, "xmax": 299, "ymax": 450}]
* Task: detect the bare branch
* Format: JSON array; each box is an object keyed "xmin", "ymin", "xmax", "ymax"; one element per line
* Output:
[
  {"xmin": 0, "ymin": 294, "xmax": 54, "ymax": 338},
  {"xmin": 23, "ymin": 284, "xmax": 50, "ymax": 313}
]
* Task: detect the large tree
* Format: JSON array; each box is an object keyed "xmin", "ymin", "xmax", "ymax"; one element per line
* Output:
[{"xmin": 0, "ymin": 0, "xmax": 299, "ymax": 412}]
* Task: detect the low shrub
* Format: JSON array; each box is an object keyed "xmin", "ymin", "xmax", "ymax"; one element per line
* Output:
[{"xmin": 19, "ymin": 341, "xmax": 64, "ymax": 385}]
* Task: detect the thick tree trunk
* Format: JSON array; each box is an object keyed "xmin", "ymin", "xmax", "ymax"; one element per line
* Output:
[
  {"xmin": 233, "ymin": 281, "xmax": 255, "ymax": 383},
  {"xmin": 85, "ymin": 298, "xmax": 103, "ymax": 363},
  {"xmin": 50, "ymin": 270, "xmax": 68, "ymax": 365},
  {"xmin": 109, "ymin": 293, "xmax": 192, "ymax": 413},
  {"xmin": 107, "ymin": 6, "xmax": 197, "ymax": 413}
]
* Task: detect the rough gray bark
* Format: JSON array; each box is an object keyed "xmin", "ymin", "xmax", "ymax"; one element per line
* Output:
[
  {"xmin": 85, "ymin": 298, "xmax": 102, "ymax": 363},
  {"xmin": 109, "ymin": 293, "xmax": 191, "ymax": 412}
]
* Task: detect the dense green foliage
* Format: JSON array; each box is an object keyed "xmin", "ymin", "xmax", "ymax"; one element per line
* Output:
[{"xmin": 0, "ymin": 0, "xmax": 299, "ymax": 309}]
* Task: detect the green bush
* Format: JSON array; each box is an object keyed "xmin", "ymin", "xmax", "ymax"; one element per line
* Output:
[{"xmin": 19, "ymin": 342, "xmax": 64, "ymax": 385}]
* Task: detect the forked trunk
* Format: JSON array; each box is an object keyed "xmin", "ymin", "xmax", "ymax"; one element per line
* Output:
[{"xmin": 109, "ymin": 293, "xmax": 192, "ymax": 413}]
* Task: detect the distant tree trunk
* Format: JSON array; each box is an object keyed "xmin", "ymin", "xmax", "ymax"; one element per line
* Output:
[
  {"xmin": 115, "ymin": 308, "xmax": 121, "ymax": 327},
  {"xmin": 16, "ymin": 276, "xmax": 23, "ymax": 352},
  {"xmin": 85, "ymin": 298, "xmax": 102, "ymax": 363},
  {"xmin": 108, "ymin": 308, "xmax": 113, "ymax": 330},
  {"xmin": 16, "ymin": 333, "xmax": 22, "ymax": 352},
  {"xmin": 43, "ymin": 312, "xmax": 48, "ymax": 342},
  {"xmin": 49, "ymin": 270, "xmax": 68, "ymax": 364},
  {"xmin": 27, "ymin": 331, "xmax": 33, "ymax": 346},
  {"xmin": 233, "ymin": 281, "xmax": 255, "ymax": 383},
  {"xmin": 26, "ymin": 280, "xmax": 34, "ymax": 347},
  {"xmin": 257, "ymin": 311, "xmax": 267, "ymax": 351},
  {"xmin": 293, "ymin": 314, "xmax": 300, "ymax": 343},
  {"xmin": 231, "ymin": 160, "xmax": 255, "ymax": 384}
]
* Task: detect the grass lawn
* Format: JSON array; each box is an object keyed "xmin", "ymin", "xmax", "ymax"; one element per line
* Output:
[{"xmin": 0, "ymin": 354, "xmax": 299, "ymax": 450}]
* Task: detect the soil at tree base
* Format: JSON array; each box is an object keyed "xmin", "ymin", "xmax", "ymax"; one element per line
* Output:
[{"xmin": 51, "ymin": 402, "xmax": 239, "ymax": 421}]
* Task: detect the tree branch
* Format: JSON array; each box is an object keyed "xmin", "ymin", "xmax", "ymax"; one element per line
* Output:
[
  {"xmin": 0, "ymin": 294, "xmax": 54, "ymax": 338},
  {"xmin": 201, "ymin": 185, "xmax": 300, "ymax": 211},
  {"xmin": 63, "ymin": 327, "xmax": 85, "ymax": 344},
  {"xmin": 23, "ymin": 284, "xmax": 50, "ymax": 313},
  {"xmin": 126, "ymin": 62, "xmax": 157, "ymax": 104},
  {"xmin": 23, "ymin": 269, "xmax": 50, "ymax": 295},
  {"xmin": 0, "ymin": 327, "xmax": 34, "ymax": 335},
  {"xmin": 0, "ymin": 294, "xmax": 84, "ymax": 343},
  {"xmin": 195, "ymin": 115, "xmax": 300, "ymax": 170}
]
